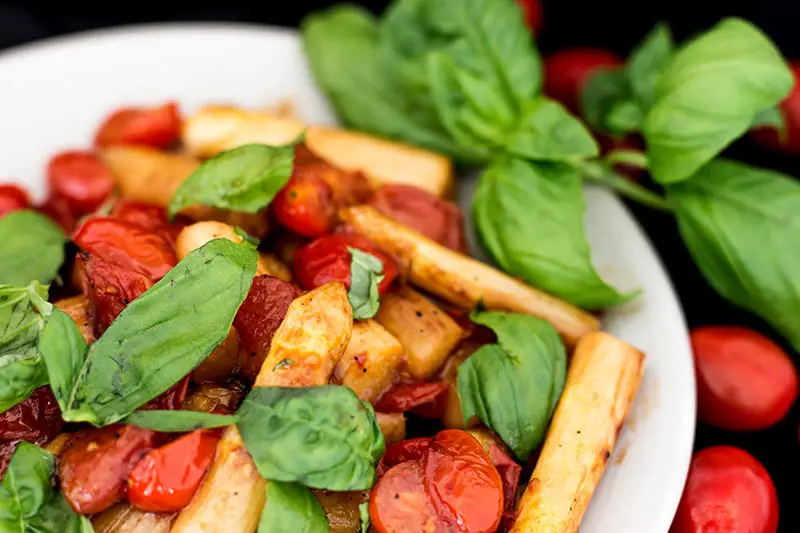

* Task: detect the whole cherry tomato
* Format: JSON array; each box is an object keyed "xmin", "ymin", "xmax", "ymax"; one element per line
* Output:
[
  {"xmin": 543, "ymin": 48, "xmax": 623, "ymax": 113},
  {"xmin": 272, "ymin": 173, "xmax": 336, "ymax": 237},
  {"xmin": 127, "ymin": 429, "xmax": 220, "ymax": 513},
  {"xmin": 0, "ymin": 184, "xmax": 30, "ymax": 218},
  {"xmin": 670, "ymin": 446, "xmax": 778, "ymax": 533},
  {"xmin": 0, "ymin": 387, "xmax": 63, "ymax": 479},
  {"xmin": 293, "ymin": 234, "xmax": 398, "ymax": 295},
  {"xmin": 367, "ymin": 185, "xmax": 467, "ymax": 252},
  {"xmin": 691, "ymin": 326, "xmax": 798, "ymax": 431},
  {"xmin": 375, "ymin": 381, "xmax": 450, "ymax": 419},
  {"xmin": 752, "ymin": 62, "xmax": 800, "ymax": 154},
  {"xmin": 46, "ymin": 151, "xmax": 115, "ymax": 215},
  {"xmin": 110, "ymin": 199, "xmax": 185, "ymax": 248},
  {"xmin": 95, "ymin": 102, "xmax": 182, "ymax": 149},
  {"xmin": 515, "ymin": 0, "xmax": 542, "ymax": 34},
  {"xmin": 73, "ymin": 217, "xmax": 177, "ymax": 281}
]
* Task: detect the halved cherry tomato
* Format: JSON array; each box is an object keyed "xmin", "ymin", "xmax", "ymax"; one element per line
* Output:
[
  {"xmin": 95, "ymin": 102, "xmax": 182, "ymax": 149},
  {"xmin": 81, "ymin": 255, "xmax": 153, "ymax": 336},
  {"xmin": 375, "ymin": 381, "xmax": 450, "ymax": 419},
  {"xmin": 127, "ymin": 429, "xmax": 220, "ymax": 513},
  {"xmin": 293, "ymin": 234, "xmax": 398, "ymax": 294},
  {"xmin": 367, "ymin": 185, "xmax": 466, "ymax": 252},
  {"xmin": 515, "ymin": 0, "xmax": 542, "ymax": 34},
  {"xmin": 691, "ymin": 326, "xmax": 798, "ymax": 431},
  {"xmin": 272, "ymin": 173, "xmax": 336, "ymax": 237},
  {"xmin": 46, "ymin": 151, "xmax": 115, "ymax": 214},
  {"xmin": 670, "ymin": 446, "xmax": 778, "ymax": 533},
  {"xmin": 752, "ymin": 62, "xmax": 800, "ymax": 154},
  {"xmin": 294, "ymin": 145, "xmax": 374, "ymax": 206},
  {"xmin": 110, "ymin": 199, "xmax": 184, "ymax": 247},
  {"xmin": 59, "ymin": 424, "xmax": 158, "ymax": 514},
  {"xmin": 543, "ymin": 48, "xmax": 623, "ymax": 113},
  {"xmin": 73, "ymin": 217, "xmax": 177, "ymax": 281},
  {"xmin": 0, "ymin": 387, "xmax": 63, "ymax": 479},
  {"xmin": 377, "ymin": 437, "xmax": 433, "ymax": 476},
  {"xmin": 0, "ymin": 184, "xmax": 30, "ymax": 218}
]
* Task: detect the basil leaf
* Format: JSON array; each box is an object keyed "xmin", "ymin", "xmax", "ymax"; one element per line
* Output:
[
  {"xmin": 0, "ymin": 211, "xmax": 65, "ymax": 286},
  {"xmin": 0, "ymin": 442, "xmax": 94, "ymax": 533},
  {"xmin": 237, "ymin": 386, "xmax": 385, "ymax": 490},
  {"xmin": 751, "ymin": 106, "xmax": 785, "ymax": 131},
  {"xmin": 235, "ymin": 226, "xmax": 260, "ymax": 247},
  {"xmin": 40, "ymin": 238, "xmax": 257, "ymax": 426},
  {"xmin": 580, "ymin": 69, "xmax": 633, "ymax": 135},
  {"xmin": 257, "ymin": 481, "xmax": 329, "ymax": 533},
  {"xmin": 0, "ymin": 282, "xmax": 52, "ymax": 414},
  {"xmin": 123, "ymin": 410, "xmax": 238, "ymax": 432},
  {"xmin": 347, "ymin": 248, "xmax": 384, "ymax": 320},
  {"xmin": 473, "ymin": 157, "xmax": 632, "ymax": 309},
  {"xmin": 643, "ymin": 18, "xmax": 793, "ymax": 184},
  {"xmin": 626, "ymin": 23, "xmax": 674, "ymax": 108},
  {"xmin": 169, "ymin": 142, "xmax": 297, "ymax": 217},
  {"xmin": 505, "ymin": 98, "xmax": 599, "ymax": 161},
  {"xmin": 605, "ymin": 99, "xmax": 644, "ymax": 134},
  {"xmin": 667, "ymin": 159, "xmax": 800, "ymax": 349},
  {"xmin": 359, "ymin": 501, "xmax": 370, "ymax": 533},
  {"xmin": 457, "ymin": 311, "xmax": 566, "ymax": 461}
]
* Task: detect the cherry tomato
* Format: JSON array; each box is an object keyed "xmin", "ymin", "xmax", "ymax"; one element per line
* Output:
[
  {"xmin": 110, "ymin": 199, "xmax": 184, "ymax": 247},
  {"xmin": 752, "ymin": 62, "xmax": 800, "ymax": 154},
  {"xmin": 95, "ymin": 102, "xmax": 182, "ymax": 149},
  {"xmin": 670, "ymin": 446, "xmax": 778, "ymax": 533},
  {"xmin": 377, "ymin": 438, "xmax": 433, "ymax": 476},
  {"xmin": 0, "ymin": 184, "xmax": 30, "ymax": 218},
  {"xmin": 487, "ymin": 443, "xmax": 522, "ymax": 531},
  {"xmin": 515, "ymin": 0, "xmax": 542, "ymax": 34},
  {"xmin": 691, "ymin": 326, "xmax": 798, "ymax": 431},
  {"xmin": 38, "ymin": 193, "xmax": 80, "ymax": 233},
  {"xmin": 375, "ymin": 382, "xmax": 450, "ymax": 419},
  {"xmin": 0, "ymin": 387, "xmax": 63, "ymax": 479},
  {"xmin": 73, "ymin": 217, "xmax": 177, "ymax": 281},
  {"xmin": 127, "ymin": 429, "xmax": 220, "ymax": 513},
  {"xmin": 46, "ymin": 151, "xmax": 115, "ymax": 215},
  {"xmin": 272, "ymin": 173, "xmax": 336, "ymax": 237},
  {"xmin": 140, "ymin": 375, "xmax": 191, "ymax": 411},
  {"xmin": 294, "ymin": 145, "xmax": 374, "ymax": 206},
  {"xmin": 544, "ymin": 48, "xmax": 623, "ymax": 113},
  {"xmin": 293, "ymin": 234, "xmax": 398, "ymax": 295},
  {"xmin": 367, "ymin": 185, "xmax": 467, "ymax": 252},
  {"xmin": 59, "ymin": 424, "xmax": 158, "ymax": 514}
]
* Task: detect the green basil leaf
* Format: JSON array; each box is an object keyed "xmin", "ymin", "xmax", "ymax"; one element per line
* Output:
[
  {"xmin": 473, "ymin": 157, "xmax": 632, "ymax": 309},
  {"xmin": 40, "ymin": 238, "xmax": 257, "ymax": 426},
  {"xmin": 580, "ymin": 69, "xmax": 632, "ymax": 134},
  {"xmin": 626, "ymin": 23, "xmax": 674, "ymax": 108},
  {"xmin": 122, "ymin": 410, "xmax": 238, "ymax": 432},
  {"xmin": 237, "ymin": 386, "xmax": 385, "ymax": 491},
  {"xmin": 505, "ymin": 98, "xmax": 599, "ymax": 161},
  {"xmin": 257, "ymin": 481, "xmax": 329, "ymax": 533},
  {"xmin": 359, "ymin": 501, "xmax": 370, "ymax": 533},
  {"xmin": 667, "ymin": 159, "xmax": 800, "ymax": 349},
  {"xmin": 643, "ymin": 18, "xmax": 793, "ymax": 184},
  {"xmin": 235, "ymin": 226, "xmax": 261, "ymax": 247},
  {"xmin": 751, "ymin": 105, "xmax": 785, "ymax": 131},
  {"xmin": 0, "ymin": 211, "xmax": 65, "ymax": 286},
  {"xmin": 169, "ymin": 142, "xmax": 297, "ymax": 217},
  {"xmin": 457, "ymin": 311, "xmax": 566, "ymax": 461},
  {"xmin": 0, "ymin": 282, "xmax": 52, "ymax": 414},
  {"xmin": 347, "ymin": 248, "xmax": 384, "ymax": 320},
  {"xmin": 605, "ymin": 100, "xmax": 644, "ymax": 134}
]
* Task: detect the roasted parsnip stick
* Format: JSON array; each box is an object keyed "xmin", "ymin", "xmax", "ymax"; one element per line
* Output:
[
  {"xmin": 335, "ymin": 319, "xmax": 404, "ymax": 403},
  {"xmin": 510, "ymin": 332, "xmax": 644, "ymax": 533},
  {"xmin": 375, "ymin": 412, "xmax": 407, "ymax": 445},
  {"xmin": 313, "ymin": 490, "xmax": 368, "ymax": 533},
  {"xmin": 340, "ymin": 206, "xmax": 599, "ymax": 345},
  {"xmin": 54, "ymin": 295, "xmax": 95, "ymax": 344},
  {"xmin": 92, "ymin": 503, "xmax": 174, "ymax": 533}
]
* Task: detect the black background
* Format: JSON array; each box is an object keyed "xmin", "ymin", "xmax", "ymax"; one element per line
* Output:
[{"xmin": 1, "ymin": 0, "xmax": 798, "ymax": 530}]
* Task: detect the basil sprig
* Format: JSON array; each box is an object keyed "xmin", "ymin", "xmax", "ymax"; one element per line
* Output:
[
  {"xmin": 347, "ymin": 248, "xmax": 384, "ymax": 320},
  {"xmin": 458, "ymin": 310, "xmax": 566, "ymax": 461},
  {"xmin": 258, "ymin": 481, "xmax": 329, "ymax": 533},
  {"xmin": 0, "ymin": 211, "xmax": 65, "ymax": 286}
]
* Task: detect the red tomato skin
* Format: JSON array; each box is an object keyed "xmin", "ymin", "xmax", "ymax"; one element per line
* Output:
[
  {"xmin": 73, "ymin": 217, "xmax": 177, "ymax": 281},
  {"xmin": 95, "ymin": 102, "xmax": 182, "ymax": 149},
  {"xmin": 515, "ymin": 0, "xmax": 542, "ymax": 34},
  {"xmin": 0, "ymin": 387, "xmax": 63, "ymax": 480},
  {"xmin": 0, "ymin": 184, "xmax": 30, "ymax": 218},
  {"xmin": 140, "ymin": 375, "xmax": 191, "ymax": 411},
  {"xmin": 38, "ymin": 194, "xmax": 80, "ymax": 233},
  {"xmin": 110, "ymin": 200, "xmax": 184, "ymax": 248},
  {"xmin": 294, "ymin": 145, "xmax": 374, "ymax": 206},
  {"xmin": 126, "ymin": 429, "xmax": 220, "ymax": 513},
  {"xmin": 293, "ymin": 234, "xmax": 398, "ymax": 295},
  {"xmin": 487, "ymin": 444, "xmax": 522, "ymax": 531},
  {"xmin": 272, "ymin": 173, "xmax": 336, "ymax": 237},
  {"xmin": 543, "ymin": 48, "xmax": 623, "ymax": 113},
  {"xmin": 692, "ymin": 326, "xmax": 798, "ymax": 431},
  {"xmin": 367, "ymin": 185, "xmax": 467, "ymax": 252},
  {"xmin": 59, "ymin": 424, "xmax": 158, "ymax": 514},
  {"xmin": 752, "ymin": 62, "xmax": 800, "ymax": 154},
  {"xmin": 670, "ymin": 446, "xmax": 778, "ymax": 533},
  {"xmin": 377, "ymin": 437, "xmax": 433, "ymax": 476},
  {"xmin": 371, "ymin": 460, "xmax": 445, "ymax": 533},
  {"xmin": 233, "ymin": 275, "xmax": 300, "ymax": 381},
  {"xmin": 46, "ymin": 151, "xmax": 115, "ymax": 215},
  {"xmin": 375, "ymin": 381, "xmax": 450, "ymax": 418}
]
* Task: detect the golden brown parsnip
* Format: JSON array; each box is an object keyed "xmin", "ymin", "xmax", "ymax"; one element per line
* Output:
[
  {"xmin": 340, "ymin": 206, "xmax": 599, "ymax": 346},
  {"xmin": 182, "ymin": 106, "xmax": 453, "ymax": 198},
  {"xmin": 313, "ymin": 490, "xmax": 368, "ymax": 533},
  {"xmin": 374, "ymin": 286, "xmax": 463, "ymax": 380},
  {"xmin": 54, "ymin": 295, "xmax": 95, "ymax": 344},
  {"xmin": 335, "ymin": 319, "xmax": 405, "ymax": 403},
  {"xmin": 175, "ymin": 220, "xmax": 277, "ymax": 277},
  {"xmin": 439, "ymin": 341, "xmax": 483, "ymax": 430},
  {"xmin": 92, "ymin": 503, "xmax": 174, "ymax": 533},
  {"xmin": 510, "ymin": 332, "xmax": 644, "ymax": 533}
]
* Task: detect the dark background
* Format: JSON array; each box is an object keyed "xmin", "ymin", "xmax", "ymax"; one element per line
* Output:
[{"xmin": 1, "ymin": 0, "xmax": 798, "ymax": 530}]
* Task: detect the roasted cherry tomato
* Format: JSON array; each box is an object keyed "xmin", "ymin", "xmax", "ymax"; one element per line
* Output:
[
  {"xmin": 487, "ymin": 443, "xmax": 522, "ymax": 530},
  {"xmin": 59, "ymin": 424, "xmax": 158, "ymax": 514},
  {"xmin": 670, "ymin": 446, "xmax": 778, "ymax": 533},
  {"xmin": 515, "ymin": 0, "xmax": 542, "ymax": 34},
  {"xmin": 543, "ymin": 48, "xmax": 623, "ymax": 113},
  {"xmin": 81, "ymin": 255, "xmax": 153, "ymax": 335},
  {"xmin": 95, "ymin": 102, "xmax": 182, "ymax": 149},
  {"xmin": 377, "ymin": 437, "xmax": 433, "ymax": 476},
  {"xmin": 0, "ymin": 184, "xmax": 30, "ymax": 218},
  {"xmin": 46, "ymin": 150, "xmax": 115, "ymax": 215},
  {"xmin": 0, "ymin": 387, "xmax": 63, "ymax": 479},
  {"xmin": 73, "ymin": 217, "xmax": 177, "ymax": 281},
  {"xmin": 691, "ymin": 326, "xmax": 798, "ymax": 431},
  {"xmin": 127, "ymin": 429, "xmax": 220, "ymax": 513},
  {"xmin": 367, "ymin": 185, "xmax": 467, "ymax": 252},
  {"xmin": 141, "ymin": 375, "xmax": 191, "ymax": 411},
  {"xmin": 752, "ymin": 62, "xmax": 800, "ymax": 154},
  {"xmin": 233, "ymin": 275, "xmax": 300, "ymax": 380},
  {"xmin": 39, "ymin": 193, "xmax": 80, "ymax": 233},
  {"xmin": 272, "ymin": 173, "xmax": 336, "ymax": 237},
  {"xmin": 294, "ymin": 145, "xmax": 374, "ymax": 206},
  {"xmin": 371, "ymin": 430, "xmax": 503, "ymax": 533},
  {"xmin": 293, "ymin": 234, "xmax": 398, "ymax": 295},
  {"xmin": 110, "ymin": 199, "xmax": 184, "ymax": 247},
  {"xmin": 375, "ymin": 382, "xmax": 450, "ymax": 419}
]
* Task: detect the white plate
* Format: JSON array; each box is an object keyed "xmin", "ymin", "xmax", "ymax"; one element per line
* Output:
[{"xmin": 0, "ymin": 23, "xmax": 695, "ymax": 532}]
